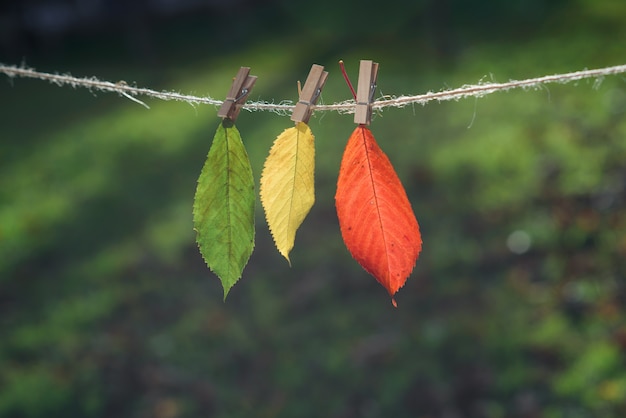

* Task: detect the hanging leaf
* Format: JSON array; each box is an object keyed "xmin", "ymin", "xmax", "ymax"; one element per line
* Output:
[
  {"xmin": 193, "ymin": 119, "xmax": 255, "ymax": 299},
  {"xmin": 335, "ymin": 125, "xmax": 422, "ymax": 304},
  {"xmin": 260, "ymin": 122, "xmax": 315, "ymax": 263}
]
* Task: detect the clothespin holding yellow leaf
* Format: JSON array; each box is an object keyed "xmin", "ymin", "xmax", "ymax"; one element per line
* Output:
[{"xmin": 260, "ymin": 64, "xmax": 328, "ymax": 264}]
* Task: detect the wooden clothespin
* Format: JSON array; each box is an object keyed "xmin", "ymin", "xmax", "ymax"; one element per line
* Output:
[
  {"xmin": 217, "ymin": 67, "xmax": 257, "ymax": 121},
  {"xmin": 291, "ymin": 64, "xmax": 329, "ymax": 124},
  {"xmin": 354, "ymin": 60, "xmax": 379, "ymax": 125}
]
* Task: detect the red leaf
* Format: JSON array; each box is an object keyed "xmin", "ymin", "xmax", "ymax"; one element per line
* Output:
[{"xmin": 335, "ymin": 126, "xmax": 422, "ymax": 302}]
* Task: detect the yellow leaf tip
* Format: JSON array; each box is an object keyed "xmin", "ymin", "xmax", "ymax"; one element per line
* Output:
[{"xmin": 280, "ymin": 250, "xmax": 292, "ymax": 267}]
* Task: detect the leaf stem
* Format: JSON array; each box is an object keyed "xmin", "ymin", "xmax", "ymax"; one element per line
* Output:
[{"xmin": 339, "ymin": 60, "xmax": 357, "ymax": 100}]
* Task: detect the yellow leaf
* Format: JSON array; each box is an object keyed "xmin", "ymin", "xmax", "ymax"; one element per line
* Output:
[{"xmin": 260, "ymin": 122, "xmax": 315, "ymax": 264}]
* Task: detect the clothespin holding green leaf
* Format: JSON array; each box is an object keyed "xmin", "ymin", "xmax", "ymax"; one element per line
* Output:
[{"xmin": 194, "ymin": 67, "xmax": 258, "ymax": 299}]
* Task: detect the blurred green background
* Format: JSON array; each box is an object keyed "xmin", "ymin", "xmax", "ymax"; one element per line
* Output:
[{"xmin": 1, "ymin": 0, "xmax": 626, "ymax": 417}]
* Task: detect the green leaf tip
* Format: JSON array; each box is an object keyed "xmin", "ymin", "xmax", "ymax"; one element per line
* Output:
[{"xmin": 193, "ymin": 121, "xmax": 255, "ymax": 299}]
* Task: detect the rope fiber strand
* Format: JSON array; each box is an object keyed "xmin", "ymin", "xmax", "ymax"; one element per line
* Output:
[{"xmin": 2, "ymin": 63, "xmax": 625, "ymax": 114}]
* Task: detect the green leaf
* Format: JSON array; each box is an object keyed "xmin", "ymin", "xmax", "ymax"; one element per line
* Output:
[{"xmin": 193, "ymin": 119, "xmax": 255, "ymax": 299}]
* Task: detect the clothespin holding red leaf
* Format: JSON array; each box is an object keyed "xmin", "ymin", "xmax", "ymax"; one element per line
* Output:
[
  {"xmin": 354, "ymin": 60, "xmax": 379, "ymax": 125},
  {"xmin": 335, "ymin": 60, "xmax": 422, "ymax": 307}
]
